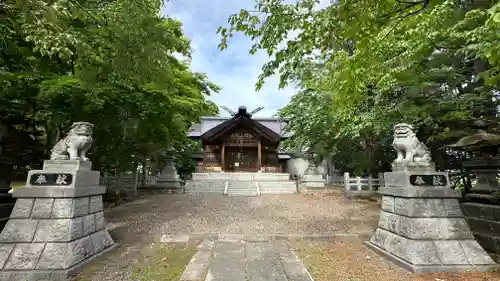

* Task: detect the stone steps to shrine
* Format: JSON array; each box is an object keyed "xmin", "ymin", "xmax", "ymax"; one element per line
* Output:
[
  {"xmin": 191, "ymin": 172, "xmax": 290, "ymax": 182},
  {"xmin": 184, "ymin": 180, "xmax": 225, "ymax": 195},
  {"xmin": 226, "ymin": 182, "xmax": 258, "ymax": 196},
  {"xmin": 253, "ymin": 173, "xmax": 290, "ymax": 181},
  {"xmin": 258, "ymin": 181, "xmax": 297, "ymax": 195},
  {"xmin": 185, "ymin": 173, "xmax": 298, "ymax": 196}
]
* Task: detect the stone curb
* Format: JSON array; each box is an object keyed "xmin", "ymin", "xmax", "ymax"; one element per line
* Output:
[
  {"xmin": 180, "ymin": 239, "xmax": 215, "ymax": 281},
  {"xmin": 159, "ymin": 233, "xmax": 360, "ymax": 243}
]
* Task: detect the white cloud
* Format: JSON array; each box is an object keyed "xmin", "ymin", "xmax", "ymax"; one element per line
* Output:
[{"xmin": 161, "ymin": 0, "xmax": 299, "ymax": 117}]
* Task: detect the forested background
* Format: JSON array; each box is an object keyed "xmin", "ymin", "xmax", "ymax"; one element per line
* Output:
[
  {"xmin": 1, "ymin": 0, "xmax": 217, "ymax": 179},
  {"xmin": 219, "ymin": 0, "xmax": 500, "ymax": 187},
  {"xmin": 1, "ymin": 0, "xmax": 499, "ymax": 188}
]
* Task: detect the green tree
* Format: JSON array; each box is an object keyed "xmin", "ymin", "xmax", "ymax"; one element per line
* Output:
[
  {"xmin": 1, "ymin": 0, "xmax": 219, "ymax": 174},
  {"xmin": 218, "ymin": 0, "xmax": 499, "ymax": 176}
]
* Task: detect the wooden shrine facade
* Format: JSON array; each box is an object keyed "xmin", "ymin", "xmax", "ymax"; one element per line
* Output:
[{"xmin": 189, "ymin": 106, "xmax": 289, "ymax": 173}]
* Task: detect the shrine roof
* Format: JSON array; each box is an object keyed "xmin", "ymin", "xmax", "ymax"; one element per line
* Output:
[{"xmin": 188, "ymin": 113, "xmax": 293, "ymax": 139}]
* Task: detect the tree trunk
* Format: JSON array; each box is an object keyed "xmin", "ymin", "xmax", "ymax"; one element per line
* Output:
[{"xmin": 141, "ymin": 159, "xmax": 147, "ymax": 185}]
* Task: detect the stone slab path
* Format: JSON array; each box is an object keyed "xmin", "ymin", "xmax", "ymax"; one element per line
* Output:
[
  {"xmin": 180, "ymin": 237, "xmax": 314, "ymax": 281},
  {"xmin": 71, "ymin": 192, "xmax": 381, "ymax": 281}
]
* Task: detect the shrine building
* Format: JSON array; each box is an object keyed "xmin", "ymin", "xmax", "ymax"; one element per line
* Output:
[{"xmin": 188, "ymin": 106, "xmax": 292, "ymax": 173}]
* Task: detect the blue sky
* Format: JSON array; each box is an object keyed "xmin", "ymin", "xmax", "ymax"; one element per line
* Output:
[{"xmin": 161, "ymin": 0, "xmax": 297, "ymax": 117}]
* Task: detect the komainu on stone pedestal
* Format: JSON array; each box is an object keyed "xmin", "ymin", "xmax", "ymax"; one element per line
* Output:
[
  {"xmin": 50, "ymin": 122, "xmax": 94, "ymax": 161},
  {"xmin": 0, "ymin": 123, "xmax": 116, "ymax": 281},
  {"xmin": 391, "ymin": 123, "xmax": 434, "ymax": 171},
  {"xmin": 365, "ymin": 123, "xmax": 497, "ymax": 273}
]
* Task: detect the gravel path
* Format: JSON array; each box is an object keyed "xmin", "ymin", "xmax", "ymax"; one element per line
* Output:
[
  {"xmin": 73, "ymin": 190, "xmax": 380, "ymax": 281},
  {"xmin": 105, "ymin": 191, "xmax": 379, "ymax": 238}
]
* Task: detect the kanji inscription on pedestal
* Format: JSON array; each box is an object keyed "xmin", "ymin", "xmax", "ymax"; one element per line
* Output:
[
  {"xmin": 409, "ymin": 174, "xmax": 447, "ymax": 186},
  {"xmin": 29, "ymin": 173, "xmax": 73, "ymax": 186}
]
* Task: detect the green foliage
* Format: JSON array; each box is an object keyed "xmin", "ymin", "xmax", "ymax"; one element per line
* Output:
[
  {"xmin": 218, "ymin": 0, "xmax": 500, "ymax": 175},
  {"xmin": 1, "ymin": 0, "xmax": 219, "ymax": 172},
  {"xmin": 174, "ymin": 139, "xmax": 202, "ymax": 178}
]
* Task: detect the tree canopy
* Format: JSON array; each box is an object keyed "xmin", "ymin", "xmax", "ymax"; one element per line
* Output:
[
  {"xmin": 1, "ymin": 0, "xmax": 218, "ymax": 173},
  {"xmin": 218, "ymin": 0, "xmax": 500, "ymax": 179}
]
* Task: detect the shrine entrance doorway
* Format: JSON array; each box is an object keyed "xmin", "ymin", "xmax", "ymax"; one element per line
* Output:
[
  {"xmin": 223, "ymin": 130, "xmax": 259, "ymax": 172},
  {"xmin": 224, "ymin": 147, "xmax": 258, "ymax": 172}
]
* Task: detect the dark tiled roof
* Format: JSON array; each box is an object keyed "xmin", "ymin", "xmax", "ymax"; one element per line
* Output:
[{"xmin": 188, "ymin": 116, "xmax": 293, "ymax": 138}]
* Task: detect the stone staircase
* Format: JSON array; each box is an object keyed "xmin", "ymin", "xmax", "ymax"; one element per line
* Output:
[
  {"xmin": 226, "ymin": 181, "xmax": 258, "ymax": 196},
  {"xmin": 184, "ymin": 180, "xmax": 225, "ymax": 195},
  {"xmin": 253, "ymin": 173, "xmax": 296, "ymax": 195},
  {"xmin": 253, "ymin": 173, "xmax": 290, "ymax": 181},
  {"xmin": 258, "ymin": 181, "xmax": 297, "ymax": 195},
  {"xmin": 185, "ymin": 172, "xmax": 297, "ymax": 196}
]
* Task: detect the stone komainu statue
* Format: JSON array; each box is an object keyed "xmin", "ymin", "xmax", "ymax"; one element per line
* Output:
[
  {"xmin": 392, "ymin": 123, "xmax": 432, "ymax": 166},
  {"xmin": 50, "ymin": 122, "xmax": 94, "ymax": 161}
]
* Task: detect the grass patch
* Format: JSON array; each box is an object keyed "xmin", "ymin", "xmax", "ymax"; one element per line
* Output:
[
  {"xmin": 129, "ymin": 243, "xmax": 196, "ymax": 281},
  {"xmin": 71, "ymin": 242, "xmax": 197, "ymax": 281}
]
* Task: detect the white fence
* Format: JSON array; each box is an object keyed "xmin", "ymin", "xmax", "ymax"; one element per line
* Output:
[{"xmin": 343, "ymin": 172, "xmax": 382, "ymax": 193}]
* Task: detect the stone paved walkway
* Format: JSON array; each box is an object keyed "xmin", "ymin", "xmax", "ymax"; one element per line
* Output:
[
  {"xmin": 72, "ymin": 191, "xmax": 381, "ymax": 281},
  {"xmin": 179, "ymin": 237, "xmax": 314, "ymax": 281}
]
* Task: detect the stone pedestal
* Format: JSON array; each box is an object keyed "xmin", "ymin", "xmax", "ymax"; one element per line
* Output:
[
  {"xmin": 366, "ymin": 167, "xmax": 497, "ymax": 273},
  {"xmin": 461, "ymin": 202, "xmax": 500, "ymax": 254},
  {"xmin": 304, "ymin": 158, "xmax": 317, "ymax": 175},
  {"xmin": 299, "ymin": 156, "xmax": 325, "ymax": 191},
  {"xmin": 300, "ymin": 174, "xmax": 325, "ymax": 190},
  {"xmin": 0, "ymin": 160, "xmax": 116, "ymax": 281},
  {"xmin": 155, "ymin": 156, "xmax": 181, "ymax": 193}
]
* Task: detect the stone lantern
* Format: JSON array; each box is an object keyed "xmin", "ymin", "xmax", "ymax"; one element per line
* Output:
[
  {"xmin": 448, "ymin": 120, "xmax": 500, "ymax": 255},
  {"xmin": 155, "ymin": 148, "xmax": 182, "ymax": 193},
  {"xmin": 448, "ymin": 121, "xmax": 500, "ymax": 202}
]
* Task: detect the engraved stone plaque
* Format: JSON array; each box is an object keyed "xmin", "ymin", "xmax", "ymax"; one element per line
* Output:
[
  {"xmin": 409, "ymin": 175, "xmax": 447, "ymax": 186},
  {"xmin": 29, "ymin": 173, "xmax": 73, "ymax": 186}
]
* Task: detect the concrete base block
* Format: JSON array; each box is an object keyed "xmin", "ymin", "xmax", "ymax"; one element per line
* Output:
[
  {"xmin": 365, "ymin": 241, "xmax": 496, "ymax": 273},
  {"xmin": 42, "ymin": 160, "xmax": 92, "ymax": 172},
  {"xmin": 368, "ymin": 169, "xmax": 498, "ymax": 272},
  {"xmin": 0, "ymin": 160, "xmax": 116, "ymax": 280},
  {"xmin": 0, "ymin": 242, "xmax": 118, "ymax": 281},
  {"xmin": 155, "ymin": 180, "xmax": 181, "ymax": 190},
  {"xmin": 300, "ymin": 174, "xmax": 325, "ymax": 191}
]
